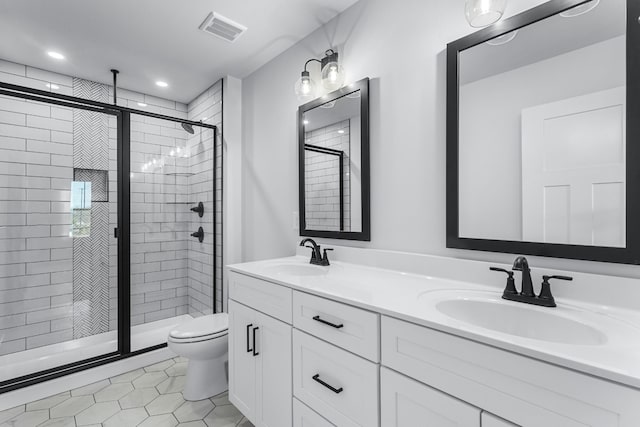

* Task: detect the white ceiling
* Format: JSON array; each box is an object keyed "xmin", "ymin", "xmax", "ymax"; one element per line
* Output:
[
  {"xmin": 0, "ymin": 0, "xmax": 359, "ymax": 103},
  {"xmin": 460, "ymin": 0, "xmax": 625, "ymax": 84}
]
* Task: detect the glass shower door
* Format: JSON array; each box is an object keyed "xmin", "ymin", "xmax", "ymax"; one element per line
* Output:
[
  {"xmin": 129, "ymin": 112, "xmax": 216, "ymax": 351},
  {"xmin": 0, "ymin": 92, "xmax": 119, "ymax": 383}
]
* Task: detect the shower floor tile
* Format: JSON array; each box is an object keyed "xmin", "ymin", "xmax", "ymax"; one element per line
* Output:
[{"xmin": 0, "ymin": 357, "xmax": 252, "ymax": 427}]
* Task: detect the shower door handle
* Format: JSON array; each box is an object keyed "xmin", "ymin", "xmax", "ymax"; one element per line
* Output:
[
  {"xmin": 246, "ymin": 323, "xmax": 253, "ymax": 353},
  {"xmin": 252, "ymin": 326, "xmax": 259, "ymax": 357}
]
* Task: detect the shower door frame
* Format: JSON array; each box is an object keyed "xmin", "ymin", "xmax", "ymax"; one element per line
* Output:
[{"xmin": 0, "ymin": 81, "xmax": 218, "ymax": 394}]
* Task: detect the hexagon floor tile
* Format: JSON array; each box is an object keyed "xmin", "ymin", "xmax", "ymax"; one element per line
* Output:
[{"xmin": 0, "ymin": 356, "xmax": 253, "ymax": 427}]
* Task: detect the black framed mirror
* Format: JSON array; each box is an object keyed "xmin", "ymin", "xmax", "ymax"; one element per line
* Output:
[
  {"xmin": 298, "ymin": 77, "xmax": 370, "ymax": 241},
  {"xmin": 447, "ymin": 0, "xmax": 640, "ymax": 263}
]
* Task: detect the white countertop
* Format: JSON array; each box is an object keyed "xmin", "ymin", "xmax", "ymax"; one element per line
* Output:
[{"xmin": 228, "ymin": 255, "xmax": 640, "ymax": 390}]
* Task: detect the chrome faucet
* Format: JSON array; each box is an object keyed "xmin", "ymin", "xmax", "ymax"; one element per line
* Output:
[{"xmin": 299, "ymin": 238, "xmax": 332, "ymax": 266}]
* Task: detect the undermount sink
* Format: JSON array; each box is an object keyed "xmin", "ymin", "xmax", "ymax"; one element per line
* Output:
[
  {"xmin": 424, "ymin": 290, "xmax": 608, "ymax": 345},
  {"xmin": 262, "ymin": 263, "xmax": 327, "ymax": 277}
]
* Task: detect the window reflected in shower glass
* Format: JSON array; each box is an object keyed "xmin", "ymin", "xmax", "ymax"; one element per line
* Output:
[{"xmin": 70, "ymin": 181, "xmax": 92, "ymax": 237}]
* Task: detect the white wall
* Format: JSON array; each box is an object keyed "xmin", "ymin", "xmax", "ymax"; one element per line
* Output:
[
  {"xmin": 240, "ymin": 0, "xmax": 640, "ymax": 278},
  {"xmin": 459, "ymin": 36, "xmax": 625, "ymax": 241},
  {"xmin": 222, "ymin": 76, "xmax": 243, "ymax": 312}
]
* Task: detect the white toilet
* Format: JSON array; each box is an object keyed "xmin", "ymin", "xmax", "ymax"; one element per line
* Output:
[{"xmin": 167, "ymin": 313, "xmax": 229, "ymax": 401}]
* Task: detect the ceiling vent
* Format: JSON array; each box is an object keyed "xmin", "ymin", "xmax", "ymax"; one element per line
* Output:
[{"xmin": 199, "ymin": 12, "xmax": 247, "ymax": 43}]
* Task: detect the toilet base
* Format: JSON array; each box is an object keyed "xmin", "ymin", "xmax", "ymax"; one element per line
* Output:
[{"xmin": 183, "ymin": 354, "xmax": 228, "ymax": 401}]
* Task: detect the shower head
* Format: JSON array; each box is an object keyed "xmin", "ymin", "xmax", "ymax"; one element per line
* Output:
[{"xmin": 181, "ymin": 122, "xmax": 195, "ymax": 134}]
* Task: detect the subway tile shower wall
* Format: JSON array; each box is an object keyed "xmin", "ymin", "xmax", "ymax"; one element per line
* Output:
[
  {"xmin": 304, "ymin": 120, "xmax": 351, "ymax": 232},
  {"xmin": 0, "ymin": 58, "xmax": 223, "ymax": 357},
  {"xmin": 186, "ymin": 82, "xmax": 222, "ymax": 315},
  {"xmin": 0, "ymin": 62, "xmax": 77, "ymax": 355},
  {"xmin": 128, "ymin": 100, "xmax": 191, "ymax": 328}
]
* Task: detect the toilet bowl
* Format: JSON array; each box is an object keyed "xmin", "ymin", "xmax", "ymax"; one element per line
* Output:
[{"xmin": 167, "ymin": 313, "xmax": 228, "ymax": 401}]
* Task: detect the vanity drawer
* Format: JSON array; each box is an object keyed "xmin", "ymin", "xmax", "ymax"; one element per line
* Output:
[
  {"xmin": 293, "ymin": 329, "xmax": 379, "ymax": 427},
  {"xmin": 380, "ymin": 367, "xmax": 480, "ymax": 426},
  {"xmin": 482, "ymin": 412, "xmax": 518, "ymax": 427},
  {"xmin": 229, "ymin": 271, "xmax": 292, "ymax": 323},
  {"xmin": 381, "ymin": 316, "xmax": 640, "ymax": 427},
  {"xmin": 293, "ymin": 291, "xmax": 380, "ymax": 362},
  {"xmin": 294, "ymin": 398, "xmax": 336, "ymax": 427}
]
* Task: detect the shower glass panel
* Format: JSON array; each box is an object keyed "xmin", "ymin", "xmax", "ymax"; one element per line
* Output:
[
  {"xmin": 129, "ymin": 113, "xmax": 215, "ymax": 351},
  {"xmin": 0, "ymin": 94, "xmax": 118, "ymax": 382}
]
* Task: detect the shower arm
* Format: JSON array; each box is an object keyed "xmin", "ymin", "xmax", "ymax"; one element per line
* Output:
[{"xmin": 111, "ymin": 69, "xmax": 119, "ymax": 105}]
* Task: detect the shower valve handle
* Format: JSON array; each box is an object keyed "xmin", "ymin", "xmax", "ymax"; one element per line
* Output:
[
  {"xmin": 191, "ymin": 227, "xmax": 204, "ymax": 243},
  {"xmin": 190, "ymin": 202, "xmax": 204, "ymax": 218}
]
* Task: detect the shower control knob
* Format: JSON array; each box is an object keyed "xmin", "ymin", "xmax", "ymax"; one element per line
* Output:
[
  {"xmin": 191, "ymin": 202, "xmax": 204, "ymax": 218},
  {"xmin": 191, "ymin": 227, "xmax": 204, "ymax": 243}
]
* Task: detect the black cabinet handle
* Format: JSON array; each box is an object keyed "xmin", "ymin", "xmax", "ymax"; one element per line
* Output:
[
  {"xmin": 312, "ymin": 374, "xmax": 343, "ymax": 394},
  {"xmin": 312, "ymin": 315, "xmax": 344, "ymax": 329},
  {"xmin": 252, "ymin": 326, "xmax": 259, "ymax": 356},
  {"xmin": 246, "ymin": 324, "xmax": 253, "ymax": 353}
]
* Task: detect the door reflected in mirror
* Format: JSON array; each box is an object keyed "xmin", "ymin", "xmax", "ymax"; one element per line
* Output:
[
  {"xmin": 457, "ymin": 0, "xmax": 626, "ymax": 247},
  {"xmin": 298, "ymin": 78, "xmax": 370, "ymax": 241}
]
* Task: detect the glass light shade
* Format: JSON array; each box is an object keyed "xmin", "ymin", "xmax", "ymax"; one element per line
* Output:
[
  {"xmin": 560, "ymin": 0, "xmax": 599, "ymax": 18},
  {"xmin": 295, "ymin": 72, "xmax": 317, "ymax": 102},
  {"xmin": 486, "ymin": 30, "xmax": 518, "ymax": 46},
  {"xmin": 465, "ymin": 0, "xmax": 507, "ymax": 27},
  {"xmin": 321, "ymin": 61, "xmax": 345, "ymax": 91}
]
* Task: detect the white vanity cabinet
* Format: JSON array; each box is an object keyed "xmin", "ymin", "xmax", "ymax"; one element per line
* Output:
[
  {"xmin": 228, "ymin": 273, "xmax": 293, "ymax": 427},
  {"xmin": 381, "ymin": 367, "xmax": 481, "ymax": 426},
  {"xmin": 292, "ymin": 290, "xmax": 380, "ymax": 427},
  {"xmin": 228, "ymin": 264, "xmax": 640, "ymax": 427},
  {"xmin": 481, "ymin": 413, "xmax": 518, "ymax": 427},
  {"xmin": 381, "ymin": 315, "xmax": 640, "ymax": 427},
  {"xmin": 293, "ymin": 398, "xmax": 336, "ymax": 427}
]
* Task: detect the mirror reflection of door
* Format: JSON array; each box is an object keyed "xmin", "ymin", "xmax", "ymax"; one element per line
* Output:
[
  {"xmin": 302, "ymin": 91, "xmax": 362, "ymax": 233},
  {"xmin": 457, "ymin": 0, "xmax": 626, "ymax": 245},
  {"xmin": 522, "ymin": 87, "xmax": 625, "ymax": 247}
]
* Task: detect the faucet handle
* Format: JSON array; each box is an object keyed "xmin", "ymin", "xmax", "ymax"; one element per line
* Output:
[
  {"xmin": 490, "ymin": 266, "xmax": 513, "ymax": 276},
  {"xmin": 321, "ymin": 248, "xmax": 333, "ymax": 266},
  {"xmin": 490, "ymin": 267, "xmax": 517, "ymax": 296},
  {"xmin": 305, "ymin": 244, "xmax": 319, "ymax": 259},
  {"xmin": 543, "ymin": 275, "xmax": 573, "ymax": 282},
  {"xmin": 538, "ymin": 275, "xmax": 573, "ymax": 307}
]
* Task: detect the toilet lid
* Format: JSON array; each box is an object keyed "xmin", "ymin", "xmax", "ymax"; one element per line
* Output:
[{"xmin": 169, "ymin": 313, "xmax": 228, "ymax": 340}]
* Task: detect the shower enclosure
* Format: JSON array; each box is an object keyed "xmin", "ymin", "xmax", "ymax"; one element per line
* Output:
[{"xmin": 0, "ymin": 78, "xmax": 220, "ymax": 393}]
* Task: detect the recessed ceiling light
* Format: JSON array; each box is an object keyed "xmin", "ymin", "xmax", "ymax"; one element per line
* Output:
[
  {"xmin": 137, "ymin": 102, "xmax": 147, "ymax": 107},
  {"xmin": 46, "ymin": 83, "xmax": 60, "ymax": 90},
  {"xmin": 47, "ymin": 51, "xmax": 65, "ymax": 60},
  {"xmin": 156, "ymin": 81, "xmax": 168, "ymax": 88},
  {"xmin": 338, "ymin": 130, "xmax": 345, "ymax": 134},
  {"xmin": 303, "ymin": 120, "xmax": 309, "ymax": 125}
]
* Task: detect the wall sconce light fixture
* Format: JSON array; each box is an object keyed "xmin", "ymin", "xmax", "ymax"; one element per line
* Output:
[
  {"xmin": 465, "ymin": 0, "xmax": 507, "ymax": 27},
  {"xmin": 295, "ymin": 49, "xmax": 346, "ymax": 102}
]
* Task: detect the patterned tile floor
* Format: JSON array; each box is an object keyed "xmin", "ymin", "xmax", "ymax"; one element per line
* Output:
[{"xmin": 0, "ymin": 357, "xmax": 254, "ymax": 427}]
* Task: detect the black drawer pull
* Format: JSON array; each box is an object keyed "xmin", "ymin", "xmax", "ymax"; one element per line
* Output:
[
  {"xmin": 252, "ymin": 326, "xmax": 259, "ymax": 356},
  {"xmin": 312, "ymin": 315, "xmax": 344, "ymax": 329},
  {"xmin": 312, "ymin": 374, "xmax": 343, "ymax": 394},
  {"xmin": 246, "ymin": 324, "xmax": 253, "ymax": 353}
]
